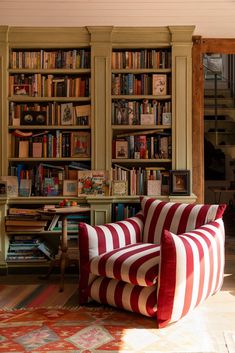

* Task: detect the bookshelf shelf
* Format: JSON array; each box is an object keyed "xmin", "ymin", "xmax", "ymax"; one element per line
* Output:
[
  {"xmin": 9, "ymin": 125, "xmax": 91, "ymax": 130},
  {"xmin": 8, "ymin": 69, "xmax": 91, "ymax": 74},
  {"xmin": 8, "ymin": 97, "xmax": 91, "ymax": 102},
  {"xmin": 111, "ymin": 68, "xmax": 172, "ymax": 74},
  {"xmin": 9, "ymin": 157, "xmax": 91, "ymax": 162},
  {"xmin": 112, "ymin": 158, "xmax": 172, "ymax": 163},
  {"xmin": 111, "ymin": 95, "xmax": 171, "ymax": 100},
  {"xmin": 112, "ymin": 125, "xmax": 171, "ymax": 130}
]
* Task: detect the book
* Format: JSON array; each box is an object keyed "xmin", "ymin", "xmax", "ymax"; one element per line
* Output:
[
  {"xmin": 61, "ymin": 103, "xmax": 73, "ymax": 125},
  {"xmin": 77, "ymin": 170, "xmax": 108, "ymax": 196},
  {"xmin": 19, "ymin": 179, "xmax": 32, "ymax": 197},
  {"xmin": 37, "ymin": 242, "xmax": 55, "ymax": 260},
  {"xmin": 6, "ymin": 226, "xmax": 45, "ymax": 232},
  {"xmin": 75, "ymin": 104, "xmax": 91, "ymax": 125},
  {"xmin": 5, "ymin": 219, "xmax": 47, "ymax": 226},
  {"xmin": 152, "ymin": 74, "xmax": 167, "ymax": 95}
]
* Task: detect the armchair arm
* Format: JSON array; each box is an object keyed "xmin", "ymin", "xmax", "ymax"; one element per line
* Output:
[{"xmin": 78, "ymin": 211, "xmax": 144, "ymax": 304}]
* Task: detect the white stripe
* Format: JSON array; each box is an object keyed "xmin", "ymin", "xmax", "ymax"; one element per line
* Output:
[
  {"xmin": 171, "ymin": 235, "xmax": 187, "ymax": 322},
  {"xmin": 169, "ymin": 203, "xmax": 188, "ymax": 233},
  {"xmin": 106, "ymin": 279, "xmax": 118, "ymax": 307},
  {"xmin": 122, "ymin": 283, "xmax": 133, "ymax": 312},
  {"xmin": 86, "ymin": 224, "xmax": 99, "ymax": 258},
  {"xmin": 143, "ymin": 199, "xmax": 161, "ymax": 242},
  {"xmin": 90, "ymin": 277, "xmax": 102, "ymax": 302}
]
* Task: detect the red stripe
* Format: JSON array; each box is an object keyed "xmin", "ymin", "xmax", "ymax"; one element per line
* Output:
[
  {"xmin": 215, "ymin": 204, "xmax": 226, "ymax": 218},
  {"xmin": 146, "ymin": 288, "xmax": 158, "ymax": 317},
  {"xmin": 114, "ymin": 281, "xmax": 125, "ymax": 308},
  {"xmin": 27, "ymin": 284, "xmax": 57, "ymax": 307},
  {"xmin": 157, "ymin": 230, "xmax": 177, "ymax": 328},
  {"xmin": 130, "ymin": 285, "xmax": 142, "ymax": 314},
  {"xmin": 78, "ymin": 223, "xmax": 90, "ymax": 304},
  {"xmin": 95, "ymin": 226, "xmax": 107, "ymax": 254},
  {"xmin": 99, "ymin": 277, "xmax": 110, "ymax": 303}
]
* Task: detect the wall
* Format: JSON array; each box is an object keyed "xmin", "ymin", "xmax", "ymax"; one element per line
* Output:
[{"xmin": 0, "ymin": 0, "xmax": 235, "ymax": 38}]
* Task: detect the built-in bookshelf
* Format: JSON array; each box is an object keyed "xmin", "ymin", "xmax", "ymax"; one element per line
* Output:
[
  {"xmin": 0, "ymin": 26, "xmax": 195, "ymax": 273},
  {"xmin": 111, "ymin": 47, "xmax": 172, "ymax": 196}
]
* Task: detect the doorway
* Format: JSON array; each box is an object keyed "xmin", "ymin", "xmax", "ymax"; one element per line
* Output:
[{"xmin": 192, "ymin": 37, "xmax": 235, "ymax": 204}]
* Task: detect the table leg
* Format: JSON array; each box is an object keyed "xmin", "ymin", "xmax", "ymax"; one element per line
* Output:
[{"xmin": 59, "ymin": 216, "xmax": 68, "ymax": 292}]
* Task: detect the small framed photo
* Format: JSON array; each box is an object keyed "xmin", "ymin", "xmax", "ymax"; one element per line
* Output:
[
  {"xmin": 61, "ymin": 103, "xmax": 73, "ymax": 125},
  {"xmin": 112, "ymin": 180, "xmax": 128, "ymax": 196},
  {"xmin": 115, "ymin": 140, "xmax": 128, "ymax": 159},
  {"xmin": 170, "ymin": 170, "xmax": 190, "ymax": 196},
  {"xmin": 71, "ymin": 131, "xmax": 91, "ymax": 158},
  {"xmin": 13, "ymin": 84, "xmax": 31, "ymax": 96},
  {"xmin": 63, "ymin": 180, "xmax": 78, "ymax": 196}
]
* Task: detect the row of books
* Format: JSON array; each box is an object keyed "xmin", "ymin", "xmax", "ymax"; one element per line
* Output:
[
  {"xmin": 9, "ymin": 102, "xmax": 91, "ymax": 127},
  {"xmin": 111, "ymin": 73, "xmax": 169, "ymax": 96},
  {"xmin": 9, "ymin": 74, "xmax": 90, "ymax": 98},
  {"xmin": 112, "ymin": 49, "xmax": 171, "ymax": 70},
  {"xmin": 12, "ymin": 131, "xmax": 91, "ymax": 159},
  {"xmin": 10, "ymin": 48, "xmax": 91, "ymax": 69},
  {"xmin": 112, "ymin": 100, "xmax": 171, "ymax": 126},
  {"xmin": 112, "ymin": 165, "xmax": 170, "ymax": 196},
  {"xmin": 113, "ymin": 133, "xmax": 172, "ymax": 160},
  {"xmin": 112, "ymin": 203, "xmax": 140, "ymax": 221}
]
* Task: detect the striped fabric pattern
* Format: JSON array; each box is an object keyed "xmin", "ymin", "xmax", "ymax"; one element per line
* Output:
[
  {"xmin": 157, "ymin": 218, "xmax": 225, "ymax": 328},
  {"xmin": 78, "ymin": 212, "xmax": 144, "ymax": 304},
  {"xmin": 141, "ymin": 197, "xmax": 226, "ymax": 244},
  {"xmin": 89, "ymin": 243, "xmax": 160, "ymax": 286},
  {"xmin": 89, "ymin": 277, "xmax": 158, "ymax": 317}
]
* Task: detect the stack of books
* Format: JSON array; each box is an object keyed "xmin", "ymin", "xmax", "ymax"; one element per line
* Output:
[{"xmin": 5, "ymin": 208, "xmax": 48, "ymax": 232}]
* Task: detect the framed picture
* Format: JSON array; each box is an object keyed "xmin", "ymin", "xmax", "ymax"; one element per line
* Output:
[
  {"xmin": 63, "ymin": 180, "xmax": 78, "ymax": 196},
  {"xmin": 13, "ymin": 84, "xmax": 31, "ymax": 96},
  {"xmin": 61, "ymin": 103, "xmax": 73, "ymax": 125},
  {"xmin": 71, "ymin": 131, "xmax": 91, "ymax": 158},
  {"xmin": 170, "ymin": 170, "xmax": 190, "ymax": 196},
  {"xmin": 112, "ymin": 180, "xmax": 128, "ymax": 196},
  {"xmin": 115, "ymin": 140, "xmax": 128, "ymax": 159},
  {"xmin": 0, "ymin": 181, "xmax": 7, "ymax": 197},
  {"xmin": 0, "ymin": 176, "xmax": 18, "ymax": 197}
]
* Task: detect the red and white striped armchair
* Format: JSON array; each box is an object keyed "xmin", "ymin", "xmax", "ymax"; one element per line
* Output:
[{"xmin": 78, "ymin": 197, "xmax": 226, "ymax": 327}]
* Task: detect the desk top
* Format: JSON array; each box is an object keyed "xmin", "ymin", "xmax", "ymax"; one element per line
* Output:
[{"xmin": 38, "ymin": 206, "xmax": 90, "ymax": 215}]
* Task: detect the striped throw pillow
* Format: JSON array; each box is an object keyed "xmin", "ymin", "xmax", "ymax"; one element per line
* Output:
[
  {"xmin": 157, "ymin": 218, "xmax": 225, "ymax": 328},
  {"xmin": 141, "ymin": 197, "xmax": 226, "ymax": 244}
]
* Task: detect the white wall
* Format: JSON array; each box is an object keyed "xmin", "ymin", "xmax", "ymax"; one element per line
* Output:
[{"xmin": 0, "ymin": 0, "xmax": 235, "ymax": 38}]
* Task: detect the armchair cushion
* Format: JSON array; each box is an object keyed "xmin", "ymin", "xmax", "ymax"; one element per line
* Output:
[
  {"xmin": 89, "ymin": 243, "xmax": 160, "ymax": 286},
  {"xmin": 157, "ymin": 218, "xmax": 225, "ymax": 328},
  {"xmin": 89, "ymin": 277, "xmax": 158, "ymax": 317},
  {"xmin": 141, "ymin": 197, "xmax": 226, "ymax": 244}
]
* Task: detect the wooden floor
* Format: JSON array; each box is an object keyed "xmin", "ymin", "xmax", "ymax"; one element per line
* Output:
[{"xmin": 0, "ymin": 213, "xmax": 235, "ymax": 352}]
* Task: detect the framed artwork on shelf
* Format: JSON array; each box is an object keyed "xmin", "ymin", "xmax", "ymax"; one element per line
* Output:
[
  {"xmin": 13, "ymin": 84, "xmax": 31, "ymax": 96},
  {"xmin": 71, "ymin": 131, "xmax": 91, "ymax": 158},
  {"xmin": 63, "ymin": 180, "xmax": 78, "ymax": 196},
  {"xmin": 61, "ymin": 103, "xmax": 74, "ymax": 125},
  {"xmin": 112, "ymin": 180, "xmax": 128, "ymax": 196},
  {"xmin": 0, "ymin": 176, "xmax": 18, "ymax": 197},
  {"xmin": 0, "ymin": 181, "xmax": 7, "ymax": 197},
  {"xmin": 115, "ymin": 140, "xmax": 128, "ymax": 159},
  {"xmin": 170, "ymin": 170, "xmax": 190, "ymax": 196}
]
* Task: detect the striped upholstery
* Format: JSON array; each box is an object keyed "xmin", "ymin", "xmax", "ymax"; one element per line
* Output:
[
  {"xmin": 89, "ymin": 243, "xmax": 160, "ymax": 286},
  {"xmin": 79, "ymin": 212, "xmax": 144, "ymax": 304},
  {"xmin": 141, "ymin": 197, "xmax": 226, "ymax": 244},
  {"xmin": 157, "ymin": 218, "xmax": 225, "ymax": 328},
  {"xmin": 89, "ymin": 277, "xmax": 158, "ymax": 317}
]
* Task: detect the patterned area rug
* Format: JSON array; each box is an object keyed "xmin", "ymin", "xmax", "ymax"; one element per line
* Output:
[
  {"xmin": 224, "ymin": 331, "xmax": 235, "ymax": 352},
  {"xmin": 0, "ymin": 306, "xmax": 217, "ymax": 353},
  {"xmin": 0, "ymin": 283, "xmax": 79, "ymax": 309}
]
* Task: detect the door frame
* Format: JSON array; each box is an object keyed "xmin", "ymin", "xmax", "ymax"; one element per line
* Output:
[{"xmin": 192, "ymin": 37, "xmax": 235, "ymax": 203}]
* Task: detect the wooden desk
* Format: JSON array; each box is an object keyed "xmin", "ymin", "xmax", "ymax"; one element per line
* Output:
[
  {"xmin": 209, "ymin": 187, "xmax": 235, "ymax": 204},
  {"xmin": 39, "ymin": 206, "xmax": 90, "ymax": 292}
]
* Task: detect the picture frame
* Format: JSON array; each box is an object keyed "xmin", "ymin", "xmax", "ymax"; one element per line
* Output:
[
  {"xmin": 71, "ymin": 131, "xmax": 91, "ymax": 158},
  {"xmin": 0, "ymin": 176, "xmax": 18, "ymax": 197},
  {"xmin": 170, "ymin": 170, "xmax": 190, "ymax": 196},
  {"xmin": 115, "ymin": 140, "xmax": 128, "ymax": 159},
  {"xmin": 0, "ymin": 181, "xmax": 7, "ymax": 197},
  {"xmin": 13, "ymin": 84, "xmax": 31, "ymax": 96},
  {"xmin": 63, "ymin": 180, "xmax": 78, "ymax": 196},
  {"xmin": 61, "ymin": 103, "xmax": 73, "ymax": 125},
  {"xmin": 112, "ymin": 180, "xmax": 128, "ymax": 196}
]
